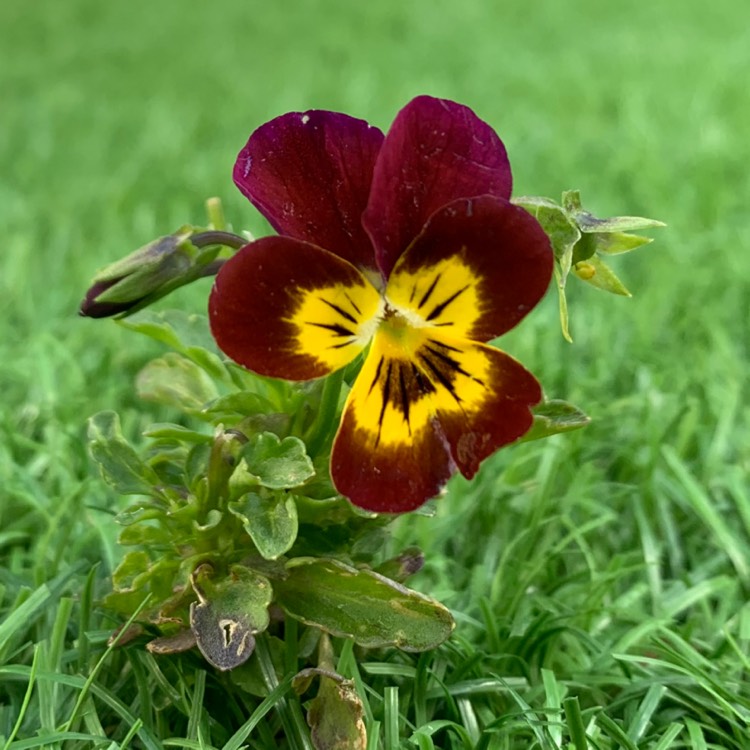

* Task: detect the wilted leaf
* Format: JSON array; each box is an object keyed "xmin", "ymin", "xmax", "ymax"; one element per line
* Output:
[
  {"xmin": 190, "ymin": 564, "xmax": 272, "ymax": 671},
  {"xmin": 306, "ymin": 672, "xmax": 367, "ymax": 750},
  {"xmin": 146, "ymin": 629, "xmax": 197, "ymax": 655}
]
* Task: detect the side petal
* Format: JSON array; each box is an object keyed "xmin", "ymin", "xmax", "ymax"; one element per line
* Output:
[
  {"xmin": 233, "ymin": 110, "xmax": 384, "ymax": 271},
  {"xmin": 209, "ymin": 237, "xmax": 382, "ymax": 380},
  {"xmin": 330, "ymin": 328, "xmax": 541, "ymax": 513},
  {"xmin": 363, "ymin": 96, "xmax": 512, "ymax": 279},
  {"xmin": 422, "ymin": 334, "xmax": 542, "ymax": 479},
  {"xmin": 385, "ymin": 196, "xmax": 553, "ymax": 341}
]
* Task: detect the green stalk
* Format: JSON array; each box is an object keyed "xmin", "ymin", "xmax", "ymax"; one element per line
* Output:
[{"xmin": 305, "ymin": 369, "xmax": 345, "ymax": 458}]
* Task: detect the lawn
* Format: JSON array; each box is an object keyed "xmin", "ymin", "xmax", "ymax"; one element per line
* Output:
[{"xmin": 1, "ymin": 0, "xmax": 749, "ymax": 747}]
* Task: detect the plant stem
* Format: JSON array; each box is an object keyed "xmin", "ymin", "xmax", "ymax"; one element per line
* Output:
[{"xmin": 305, "ymin": 369, "xmax": 344, "ymax": 458}]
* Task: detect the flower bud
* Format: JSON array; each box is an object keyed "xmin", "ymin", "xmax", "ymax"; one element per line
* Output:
[{"xmin": 80, "ymin": 229, "xmax": 243, "ymax": 318}]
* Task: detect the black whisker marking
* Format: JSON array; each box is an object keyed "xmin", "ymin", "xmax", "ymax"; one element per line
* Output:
[
  {"xmin": 376, "ymin": 361, "xmax": 393, "ymax": 447},
  {"xmin": 368, "ymin": 356, "xmax": 384, "ymax": 396},
  {"xmin": 319, "ymin": 297, "xmax": 357, "ymax": 324},
  {"xmin": 417, "ymin": 273, "xmax": 441, "ymax": 309},
  {"xmin": 418, "ymin": 352, "xmax": 462, "ymax": 405},
  {"xmin": 426, "ymin": 284, "xmax": 469, "ymax": 321},
  {"xmin": 398, "ymin": 363, "xmax": 411, "ymax": 435},
  {"xmin": 308, "ymin": 321, "xmax": 355, "ymax": 337},
  {"xmin": 424, "ymin": 343, "xmax": 471, "ymax": 378},
  {"xmin": 344, "ymin": 291, "xmax": 362, "ymax": 316}
]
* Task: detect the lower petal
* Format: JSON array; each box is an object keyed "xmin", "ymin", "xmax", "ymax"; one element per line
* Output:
[{"xmin": 330, "ymin": 329, "xmax": 541, "ymax": 512}]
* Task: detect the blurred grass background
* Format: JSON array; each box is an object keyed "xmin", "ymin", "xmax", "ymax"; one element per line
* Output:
[{"xmin": 1, "ymin": 0, "xmax": 749, "ymax": 746}]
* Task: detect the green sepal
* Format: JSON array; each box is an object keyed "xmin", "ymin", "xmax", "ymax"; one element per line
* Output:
[
  {"xmin": 593, "ymin": 232, "xmax": 653, "ymax": 255},
  {"xmin": 515, "ymin": 190, "xmax": 663, "ymax": 340},
  {"xmin": 521, "ymin": 400, "xmax": 590, "ymax": 443},
  {"xmin": 228, "ymin": 490, "xmax": 299, "ymax": 560},
  {"xmin": 189, "ymin": 564, "xmax": 273, "ymax": 671},
  {"xmin": 136, "ymin": 353, "xmax": 219, "ymax": 414},
  {"xmin": 513, "ymin": 195, "xmax": 580, "ymax": 281},
  {"xmin": 563, "ymin": 190, "xmax": 666, "ymax": 233},
  {"xmin": 87, "ymin": 411, "xmax": 161, "ymax": 496},
  {"xmin": 574, "ymin": 255, "xmax": 631, "ymax": 296},
  {"xmin": 273, "ymin": 558, "xmax": 455, "ymax": 651},
  {"xmin": 242, "ymin": 433, "xmax": 315, "ymax": 490}
]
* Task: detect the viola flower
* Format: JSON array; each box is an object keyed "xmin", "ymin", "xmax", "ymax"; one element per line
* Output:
[{"xmin": 209, "ymin": 96, "xmax": 553, "ymax": 513}]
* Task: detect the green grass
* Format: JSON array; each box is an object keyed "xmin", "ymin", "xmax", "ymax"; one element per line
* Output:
[{"xmin": 2, "ymin": 0, "xmax": 749, "ymax": 746}]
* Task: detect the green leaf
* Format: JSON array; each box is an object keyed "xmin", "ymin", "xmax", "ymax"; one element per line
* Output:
[
  {"xmin": 574, "ymin": 255, "xmax": 632, "ymax": 296},
  {"xmin": 229, "ymin": 491, "xmax": 299, "ymax": 560},
  {"xmin": 243, "ymin": 433, "xmax": 315, "ymax": 490},
  {"xmin": 274, "ymin": 558, "xmax": 455, "ymax": 651},
  {"xmin": 521, "ymin": 400, "xmax": 590, "ymax": 443},
  {"xmin": 136, "ymin": 353, "xmax": 219, "ymax": 412},
  {"xmin": 190, "ymin": 564, "xmax": 273, "ymax": 671},
  {"xmin": 143, "ymin": 423, "xmax": 213, "ymax": 443},
  {"xmin": 202, "ymin": 392, "xmax": 275, "ymax": 421},
  {"xmin": 87, "ymin": 411, "xmax": 160, "ymax": 495},
  {"xmin": 118, "ymin": 523, "xmax": 169, "ymax": 547}
]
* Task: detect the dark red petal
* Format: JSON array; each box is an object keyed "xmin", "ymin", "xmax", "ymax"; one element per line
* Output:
[
  {"xmin": 432, "ymin": 340, "xmax": 542, "ymax": 479},
  {"xmin": 386, "ymin": 196, "xmax": 553, "ymax": 341},
  {"xmin": 363, "ymin": 96, "xmax": 513, "ymax": 278},
  {"xmin": 209, "ymin": 236, "xmax": 381, "ymax": 381},
  {"xmin": 233, "ymin": 110, "xmax": 384, "ymax": 271}
]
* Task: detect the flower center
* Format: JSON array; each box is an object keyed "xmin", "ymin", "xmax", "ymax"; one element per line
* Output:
[{"xmin": 376, "ymin": 303, "xmax": 427, "ymax": 356}]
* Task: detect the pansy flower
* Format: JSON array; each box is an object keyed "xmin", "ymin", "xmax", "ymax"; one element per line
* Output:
[{"xmin": 209, "ymin": 96, "xmax": 553, "ymax": 513}]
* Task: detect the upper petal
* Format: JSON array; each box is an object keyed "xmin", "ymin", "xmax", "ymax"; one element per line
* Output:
[
  {"xmin": 362, "ymin": 96, "xmax": 513, "ymax": 279},
  {"xmin": 385, "ymin": 196, "xmax": 553, "ymax": 342},
  {"xmin": 233, "ymin": 110, "xmax": 384, "ymax": 271},
  {"xmin": 209, "ymin": 236, "xmax": 382, "ymax": 380}
]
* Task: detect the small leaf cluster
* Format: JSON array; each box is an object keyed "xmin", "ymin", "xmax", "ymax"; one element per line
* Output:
[
  {"xmin": 515, "ymin": 190, "xmax": 665, "ymax": 341},
  {"xmin": 87, "ymin": 309, "xmax": 455, "ymax": 671}
]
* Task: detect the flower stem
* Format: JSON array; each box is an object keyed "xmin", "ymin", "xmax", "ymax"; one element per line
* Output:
[
  {"xmin": 305, "ymin": 369, "xmax": 344, "ymax": 458},
  {"xmin": 191, "ymin": 230, "xmax": 247, "ymax": 250}
]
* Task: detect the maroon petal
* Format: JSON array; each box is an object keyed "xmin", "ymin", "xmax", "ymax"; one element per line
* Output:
[
  {"xmin": 233, "ymin": 110, "xmax": 384, "ymax": 272},
  {"xmin": 363, "ymin": 96, "xmax": 513, "ymax": 279}
]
